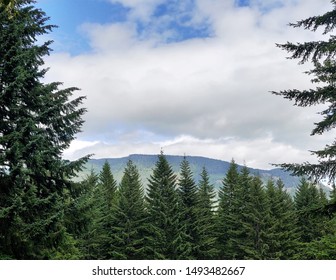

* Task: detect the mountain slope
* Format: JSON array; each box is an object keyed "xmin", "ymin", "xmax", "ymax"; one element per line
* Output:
[{"xmin": 78, "ymin": 154, "xmax": 306, "ymax": 195}]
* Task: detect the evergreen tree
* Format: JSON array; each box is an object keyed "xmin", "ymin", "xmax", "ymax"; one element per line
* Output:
[
  {"xmin": 178, "ymin": 157, "xmax": 198, "ymax": 259},
  {"xmin": 294, "ymin": 178, "xmax": 327, "ymax": 243},
  {"xmin": 98, "ymin": 161, "xmax": 117, "ymax": 210},
  {"xmin": 216, "ymin": 159, "xmax": 242, "ymax": 259},
  {"xmin": 0, "ymin": 0, "xmax": 88, "ymax": 259},
  {"xmin": 272, "ymin": 0, "xmax": 336, "ymax": 184},
  {"xmin": 240, "ymin": 176, "xmax": 269, "ymax": 259},
  {"xmin": 146, "ymin": 152, "xmax": 188, "ymax": 259},
  {"xmin": 91, "ymin": 161, "xmax": 118, "ymax": 259},
  {"xmin": 195, "ymin": 167, "xmax": 218, "ymax": 259},
  {"xmin": 109, "ymin": 160, "xmax": 147, "ymax": 259},
  {"xmin": 64, "ymin": 170, "xmax": 98, "ymax": 259},
  {"xmin": 265, "ymin": 179, "xmax": 298, "ymax": 259}
]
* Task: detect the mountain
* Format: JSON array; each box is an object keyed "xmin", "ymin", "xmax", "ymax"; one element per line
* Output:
[{"xmin": 77, "ymin": 154, "xmax": 311, "ymax": 196}]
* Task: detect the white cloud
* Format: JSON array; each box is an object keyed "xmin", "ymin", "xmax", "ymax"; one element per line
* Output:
[{"xmin": 45, "ymin": 0, "xmax": 334, "ymax": 168}]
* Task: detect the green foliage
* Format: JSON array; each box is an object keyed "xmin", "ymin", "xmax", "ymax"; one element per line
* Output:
[
  {"xmin": 217, "ymin": 159, "xmax": 242, "ymax": 259},
  {"xmin": 108, "ymin": 160, "xmax": 148, "ymax": 259},
  {"xmin": 0, "ymin": 0, "xmax": 88, "ymax": 259},
  {"xmin": 178, "ymin": 157, "xmax": 198, "ymax": 259},
  {"xmin": 265, "ymin": 179, "xmax": 298, "ymax": 259},
  {"xmin": 146, "ymin": 152, "xmax": 189, "ymax": 259},
  {"xmin": 195, "ymin": 167, "xmax": 218, "ymax": 259},
  {"xmin": 272, "ymin": 0, "xmax": 336, "ymax": 183},
  {"xmin": 294, "ymin": 178, "xmax": 328, "ymax": 243}
]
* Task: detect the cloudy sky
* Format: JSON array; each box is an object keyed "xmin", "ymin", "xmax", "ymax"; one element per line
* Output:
[{"xmin": 36, "ymin": 0, "xmax": 334, "ymax": 169}]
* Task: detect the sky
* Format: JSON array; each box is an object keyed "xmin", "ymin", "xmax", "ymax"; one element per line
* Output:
[{"xmin": 35, "ymin": 0, "xmax": 334, "ymax": 169}]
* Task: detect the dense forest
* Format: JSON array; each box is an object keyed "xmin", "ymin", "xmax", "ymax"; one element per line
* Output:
[
  {"xmin": 1, "ymin": 0, "xmax": 336, "ymax": 260},
  {"xmin": 51, "ymin": 154, "xmax": 336, "ymax": 260}
]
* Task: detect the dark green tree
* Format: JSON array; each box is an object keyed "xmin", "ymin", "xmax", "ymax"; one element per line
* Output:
[
  {"xmin": 216, "ymin": 159, "xmax": 242, "ymax": 259},
  {"xmin": 109, "ymin": 160, "xmax": 147, "ymax": 259},
  {"xmin": 294, "ymin": 178, "xmax": 327, "ymax": 244},
  {"xmin": 265, "ymin": 179, "xmax": 298, "ymax": 259},
  {"xmin": 272, "ymin": 0, "xmax": 336, "ymax": 184},
  {"xmin": 178, "ymin": 157, "xmax": 197, "ymax": 258},
  {"xmin": 64, "ymin": 170, "xmax": 98, "ymax": 259},
  {"xmin": 195, "ymin": 166, "xmax": 218, "ymax": 259},
  {"xmin": 240, "ymin": 176, "xmax": 270, "ymax": 259},
  {"xmin": 0, "ymin": 0, "xmax": 88, "ymax": 259},
  {"xmin": 90, "ymin": 161, "xmax": 118, "ymax": 259},
  {"xmin": 146, "ymin": 152, "xmax": 189, "ymax": 259}
]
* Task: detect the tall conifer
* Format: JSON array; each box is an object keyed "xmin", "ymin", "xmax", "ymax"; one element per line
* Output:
[
  {"xmin": 146, "ymin": 152, "xmax": 188, "ymax": 259},
  {"xmin": 195, "ymin": 167, "xmax": 218, "ymax": 259},
  {"xmin": 178, "ymin": 157, "xmax": 197, "ymax": 259},
  {"xmin": 0, "ymin": 0, "xmax": 88, "ymax": 259},
  {"xmin": 109, "ymin": 160, "xmax": 147, "ymax": 259}
]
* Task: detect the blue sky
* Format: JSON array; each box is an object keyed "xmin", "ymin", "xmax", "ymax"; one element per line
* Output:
[
  {"xmin": 37, "ymin": 0, "xmax": 334, "ymax": 169},
  {"xmin": 37, "ymin": 0, "xmax": 263, "ymax": 54}
]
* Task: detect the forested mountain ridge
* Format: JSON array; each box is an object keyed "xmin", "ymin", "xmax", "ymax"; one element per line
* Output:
[{"xmin": 79, "ymin": 154, "xmax": 314, "ymax": 195}]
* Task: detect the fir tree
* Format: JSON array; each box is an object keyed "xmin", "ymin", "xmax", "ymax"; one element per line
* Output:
[
  {"xmin": 240, "ymin": 176, "xmax": 269, "ymax": 259},
  {"xmin": 265, "ymin": 179, "xmax": 298, "ymax": 259},
  {"xmin": 195, "ymin": 167, "xmax": 218, "ymax": 259},
  {"xmin": 91, "ymin": 161, "xmax": 118, "ymax": 259},
  {"xmin": 109, "ymin": 160, "xmax": 147, "ymax": 259},
  {"xmin": 294, "ymin": 178, "xmax": 327, "ymax": 244},
  {"xmin": 146, "ymin": 152, "xmax": 189, "ymax": 259},
  {"xmin": 272, "ymin": 0, "xmax": 336, "ymax": 184},
  {"xmin": 64, "ymin": 170, "xmax": 98, "ymax": 259},
  {"xmin": 216, "ymin": 159, "xmax": 242, "ymax": 259},
  {"xmin": 178, "ymin": 157, "xmax": 198, "ymax": 259},
  {"xmin": 0, "ymin": 0, "xmax": 88, "ymax": 259}
]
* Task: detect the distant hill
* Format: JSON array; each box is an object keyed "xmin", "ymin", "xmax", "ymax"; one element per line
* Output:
[{"xmin": 77, "ymin": 154, "xmax": 312, "ymax": 196}]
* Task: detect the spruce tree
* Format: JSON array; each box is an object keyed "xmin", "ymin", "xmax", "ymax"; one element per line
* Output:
[
  {"xmin": 216, "ymin": 159, "xmax": 242, "ymax": 259},
  {"xmin": 64, "ymin": 170, "xmax": 98, "ymax": 259},
  {"xmin": 240, "ymin": 176, "xmax": 269, "ymax": 259},
  {"xmin": 146, "ymin": 152, "xmax": 188, "ymax": 259},
  {"xmin": 195, "ymin": 167, "xmax": 218, "ymax": 259},
  {"xmin": 294, "ymin": 178, "xmax": 327, "ymax": 244},
  {"xmin": 0, "ymin": 0, "xmax": 88, "ymax": 259},
  {"xmin": 91, "ymin": 161, "xmax": 118, "ymax": 259},
  {"xmin": 109, "ymin": 160, "xmax": 147, "ymax": 259},
  {"xmin": 265, "ymin": 179, "xmax": 298, "ymax": 259},
  {"xmin": 178, "ymin": 157, "xmax": 198, "ymax": 259},
  {"xmin": 272, "ymin": 0, "xmax": 336, "ymax": 184}
]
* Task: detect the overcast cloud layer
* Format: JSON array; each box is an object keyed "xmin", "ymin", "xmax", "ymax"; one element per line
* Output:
[{"xmin": 44, "ymin": 0, "xmax": 334, "ymax": 169}]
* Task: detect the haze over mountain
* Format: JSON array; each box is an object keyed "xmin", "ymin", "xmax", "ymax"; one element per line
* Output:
[{"xmin": 79, "ymin": 154, "xmax": 308, "ymax": 196}]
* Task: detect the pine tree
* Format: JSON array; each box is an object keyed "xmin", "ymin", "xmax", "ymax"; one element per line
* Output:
[
  {"xmin": 178, "ymin": 157, "xmax": 197, "ymax": 259},
  {"xmin": 109, "ymin": 160, "xmax": 147, "ymax": 259},
  {"xmin": 272, "ymin": 0, "xmax": 336, "ymax": 184},
  {"xmin": 216, "ymin": 159, "xmax": 242, "ymax": 259},
  {"xmin": 0, "ymin": 0, "xmax": 88, "ymax": 259},
  {"xmin": 195, "ymin": 167, "xmax": 218, "ymax": 259},
  {"xmin": 240, "ymin": 176, "xmax": 270, "ymax": 259},
  {"xmin": 91, "ymin": 161, "xmax": 118, "ymax": 259},
  {"xmin": 265, "ymin": 179, "xmax": 298, "ymax": 259},
  {"xmin": 146, "ymin": 152, "xmax": 189, "ymax": 259},
  {"xmin": 294, "ymin": 178, "xmax": 327, "ymax": 244},
  {"xmin": 64, "ymin": 170, "xmax": 98, "ymax": 259},
  {"xmin": 98, "ymin": 161, "xmax": 117, "ymax": 210}
]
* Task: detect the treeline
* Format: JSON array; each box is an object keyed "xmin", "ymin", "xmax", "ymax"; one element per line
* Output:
[{"xmin": 57, "ymin": 152, "xmax": 336, "ymax": 260}]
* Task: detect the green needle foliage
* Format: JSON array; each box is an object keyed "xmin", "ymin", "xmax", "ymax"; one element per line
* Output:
[
  {"xmin": 217, "ymin": 160, "xmax": 243, "ymax": 259},
  {"xmin": 178, "ymin": 157, "xmax": 198, "ymax": 259},
  {"xmin": 195, "ymin": 167, "xmax": 218, "ymax": 259},
  {"xmin": 109, "ymin": 160, "xmax": 148, "ymax": 259},
  {"xmin": 0, "ymin": 0, "xmax": 88, "ymax": 259},
  {"xmin": 265, "ymin": 179, "xmax": 298, "ymax": 259},
  {"xmin": 146, "ymin": 152, "xmax": 189, "ymax": 259},
  {"xmin": 272, "ymin": 0, "xmax": 336, "ymax": 183}
]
